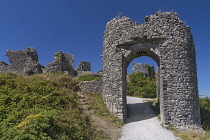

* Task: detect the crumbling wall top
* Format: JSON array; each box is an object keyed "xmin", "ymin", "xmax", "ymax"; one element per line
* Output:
[
  {"xmin": 104, "ymin": 12, "xmax": 192, "ymax": 48},
  {"xmin": 76, "ymin": 61, "xmax": 91, "ymax": 72},
  {"xmin": 46, "ymin": 51, "xmax": 75, "ymax": 76},
  {"xmin": 6, "ymin": 47, "xmax": 38, "ymax": 66},
  {"xmin": 0, "ymin": 47, "xmax": 42, "ymax": 75}
]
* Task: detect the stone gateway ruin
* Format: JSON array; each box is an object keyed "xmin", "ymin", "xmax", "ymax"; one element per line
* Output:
[{"xmin": 102, "ymin": 12, "xmax": 201, "ymax": 131}]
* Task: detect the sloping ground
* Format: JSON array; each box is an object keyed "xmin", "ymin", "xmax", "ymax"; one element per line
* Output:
[
  {"xmin": 120, "ymin": 96, "xmax": 181, "ymax": 140},
  {"xmin": 77, "ymin": 92, "xmax": 122, "ymax": 140},
  {"xmin": 0, "ymin": 73, "xmax": 111, "ymax": 139}
]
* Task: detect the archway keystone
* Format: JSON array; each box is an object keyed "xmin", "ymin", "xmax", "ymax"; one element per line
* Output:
[{"xmin": 102, "ymin": 12, "xmax": 201, "ymax": 131}]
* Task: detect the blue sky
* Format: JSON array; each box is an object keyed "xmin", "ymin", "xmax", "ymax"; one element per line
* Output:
[{"xmin": 0, "ymin": 0, "xmax": 209, "ymax": 96}]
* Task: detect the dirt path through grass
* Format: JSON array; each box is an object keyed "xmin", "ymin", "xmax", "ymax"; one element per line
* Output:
[
  {"xmin": 77, "ymin": 92, "xmax": 121, "ymax": 139},
  {"xmin": 120, "ymin": 96, "xmax": 181, "ymax": 140}
]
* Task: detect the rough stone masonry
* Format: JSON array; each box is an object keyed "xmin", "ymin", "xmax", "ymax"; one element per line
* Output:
[
  {"xmin": 102, "ymin": 12, "xmax": 201, "ymax": 131},
  {"xmin": 132, "ymin": 63, "xmax": 155, "ymax": 78},
  {"xmin": 0, "ymin": 48, "xmax": 76, "ymax": 76},
  {"xmin": 75, "ymin": 61, "xmax": 91, "ymax": 71},
  {"xmin": 0, "ymin": 47, "xmax": 42, "ymax": 75},
  {"xmin": 46, "ymin": 51, "xmax": 75, "ymax": 76}
]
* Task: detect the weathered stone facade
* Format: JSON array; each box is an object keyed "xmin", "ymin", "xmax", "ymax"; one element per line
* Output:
[
  {"xmin": 132, "ymin": 63, "xmax": 155, "ymax": 77},
  {"xmin": 102, "ymin": 12, "xmax": 201, "ymax": 131},
  {"xmin": 0, "ymin": 48, "xmax": 42, "ymax": 75},
  {"xmin": 76, "ymin": 61, "xmax": 91, "ymax": 71},
  {"xmin": 0, "ymin": 48, "xmax": 82, "ymax": 77},
  {"xmin": 78, "ymin": 80, "xmax": 102, "ymax": 94},
  {"xmin": 46, "ymin": 51, "xmax": 75, "ymax": 76}
]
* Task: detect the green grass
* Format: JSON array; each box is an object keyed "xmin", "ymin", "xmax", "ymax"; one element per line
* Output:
[
  {"xmin": 86, "ymin": 93, "xmax": 122, "ymax": 126},
  {"xmin": 167, "ymin": 127, "xmax": 210, "ymax": 140},
  {"xmin": 0, "ymin": 73, "xmax": 102, "ymax": 140},
  {"xmin": 77, "ymin": 75, "xmax": 100, "ymax": 81},
  {"xmin": 85, "ymin": 92, "xmax": 123, "ymax": 140},
  {"xmin": 127, "ymin": 72, "xmax": 156, "ymax": 98},
  {"xmin": 200, "ymin": 97, "xmax": 210, "ymax": 130}
]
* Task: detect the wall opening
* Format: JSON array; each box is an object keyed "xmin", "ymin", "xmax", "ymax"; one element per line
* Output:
[
  {"xmin": 125, "ymin": 56, "xmax": 160, "ymax": 122},
  {"xmin": 127, "ymin": 56, "xmax": 158, "ymax": 74}
]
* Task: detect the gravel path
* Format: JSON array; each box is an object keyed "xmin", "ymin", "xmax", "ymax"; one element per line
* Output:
[{"xmin": 120, "ymin": 96, "xmax": 180, "ymax": 140}]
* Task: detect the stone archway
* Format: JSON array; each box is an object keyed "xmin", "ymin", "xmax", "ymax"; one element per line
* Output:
[
  {"xmin": 102, "ymin": 12, "xmax": 201, "ymax": 131},
  {"xmin": 124, "ymin": 48, "xmax": 160, "ymax": 102}
]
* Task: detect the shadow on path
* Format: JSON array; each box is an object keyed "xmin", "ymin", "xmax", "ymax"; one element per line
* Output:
[
  {"xmin": 125, "ymin": 97, "xmax": 158, "ymax": 124},
  {"xmin": 120, "ymin": 96, "xmax": 180, "ymax": 140}
]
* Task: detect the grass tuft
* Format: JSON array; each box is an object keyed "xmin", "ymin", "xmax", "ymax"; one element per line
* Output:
[{"xmin": 86, "ymin": 92, "xmax": 122, "ymax": 126}]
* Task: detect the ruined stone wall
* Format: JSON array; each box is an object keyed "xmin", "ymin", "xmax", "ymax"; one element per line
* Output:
[
  {"xmin": 76, "ymin": 61, "xmax": 91, "ymax": 71},
  {"xmin": 0, "ymin": 48, "xmax": 78, "ymax": 77},
  {"xmin": 102, "ymin": 12, "xmax": 201, "ymax": 131},
  {"xmin": 132, "ymin": 63, "xmax": 155, "ymax": 77},
  {"xmin": 46, "ymin": 51, "xmax": 75, "ymax": 76},
  {"xmin": 65, "ymin": 53, "xmax": 74, "ymax": 69},
  {"xmin": 78, "ymin": 80, "xmax": 102, "ymax": 94},
  {"xmin": 0, "ymin": 48, "xmax": 42, "ymax": 75}
]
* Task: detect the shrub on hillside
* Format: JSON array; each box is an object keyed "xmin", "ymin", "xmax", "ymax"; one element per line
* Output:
[
  {"xmin": 126, "ymin": 72, "xmax": 156, "ymax": 98},
  {"xmin": 200, "ymin": 97, "xmax": 210, "ymax": 130},
  {"xmin": 0, "ymin": 73, "xmax": 94, "ymax": 139}
]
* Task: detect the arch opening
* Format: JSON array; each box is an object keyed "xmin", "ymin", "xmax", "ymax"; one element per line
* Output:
[{"xmin": 124, "ymin": 52, "xmax": 161, "ymax": 122}]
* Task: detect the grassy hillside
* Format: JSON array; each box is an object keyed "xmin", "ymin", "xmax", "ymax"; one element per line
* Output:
[
  {"xmin": 0, "ymin": 73, "xmax": 113, "ymax": 140},
  {"xmin": 1, "ymin": 72, "xmax": 209, "ymax": 140}
]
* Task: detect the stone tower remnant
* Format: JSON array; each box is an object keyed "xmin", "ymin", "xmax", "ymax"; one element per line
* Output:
[
  {"xmin": 132, "ymin": 63, "xmax": 155, "ymax": 77},
  {"xmin": 46, "ymin": 51, "xmax": 75, "ymax": 76},
  {"xmin": 76, "ymin": 61, "xmax": 91, "ymax": 71},
  {"xmin": 102, "ymin": 12, "xmax": 201, "ymax": 131},
  {"xmin": 0, "ymin": 47, "xmax": 42, "ymax": 75}
]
